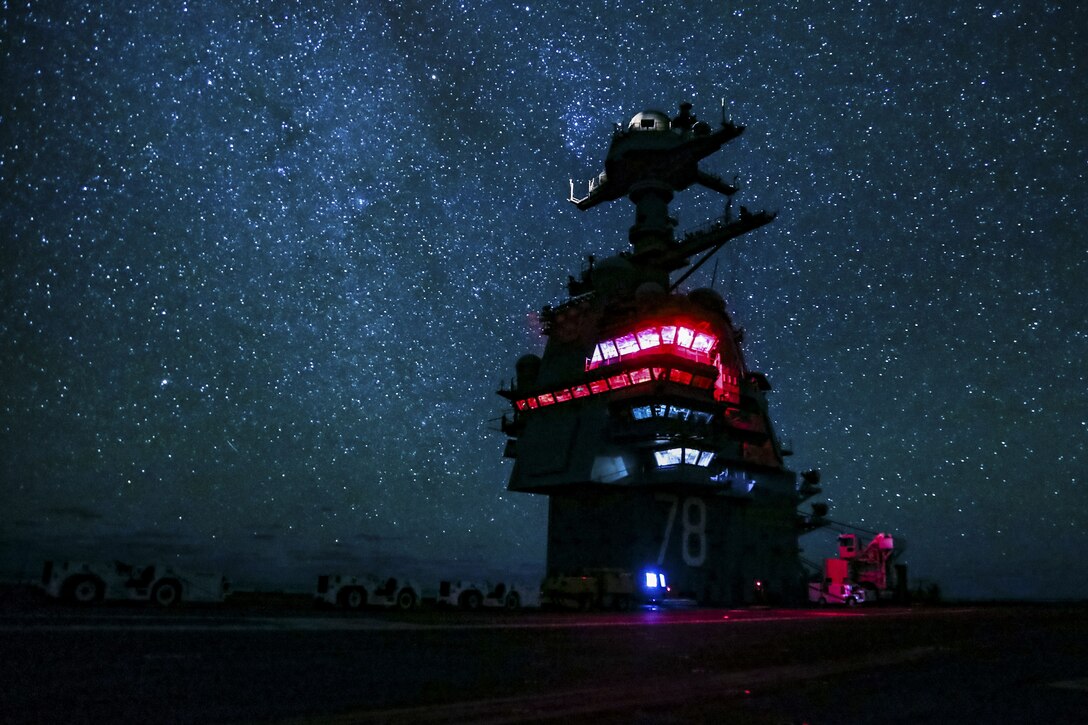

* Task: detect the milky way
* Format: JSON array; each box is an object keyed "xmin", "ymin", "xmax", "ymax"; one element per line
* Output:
[{"xmin": 2, "ymin": 1, "xmax": 1085, "ymax": 597}]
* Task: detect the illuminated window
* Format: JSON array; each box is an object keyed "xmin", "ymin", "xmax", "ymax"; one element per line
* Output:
[
  {"xmin": 585, "ymin": 323, "xmax": 719, "ymax": 371},
  {"xmin": 615, "ymin": 333, "xmax": 640, "ymax": 356},
  {"xmin": 658, "ymin": 573, "xmax": 667, "ymax": 588},
  {"xmin": 654, "ymin": 448, "xmax": 683, "ymax": 466},
  {"xmin": 667, "ymin": 406, "xmax": 689, "ymax": 421},
  {"xmin": 613, "ymin": 405, "xmax": 715, "ymax": 424},
  {"xmin": 691, "ymin": 332, "xmax": 715, "ymax": 353},
  {"xmin": 644, "ymin": 572, "xmax": 658, "ymax": 588},
  {"xmin": 653, "ymin": 447, "xmax": 714, "ymax": 468},
  {"xmin": 608, "ymin": 373, "xmax": 630, "ymax": 389},
  {"xmin": 677, "ymin": 327, "xmax": 695, "ymax": 348},
  {"xmin": 517, "ymin": 321, "xmax": 726, "ymax": 414},
  {"xmin": 637, "ymin": 328, "xmax": 661, "ymax": 349},
  {"xmin": 669, "ymin": 369, "xmax": 693, "ymax": 385}
]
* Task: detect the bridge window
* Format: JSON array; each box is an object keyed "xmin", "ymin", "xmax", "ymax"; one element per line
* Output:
[
  {"xmin": 513, "ymin": 363, "xmax": 723, "ymax": 413},
  {"xmin": 628, "ymin": 404, "xmax": 713, "ymax": 424},
  {"xmin": 652, "ymin": 447, "xmax": 715, "ymax": 468},
  {"xmin": 587, "ymin": 322, "xmax": 719, "ymax": 371},
  {"xmin": 615, "ymin": 333, "xmax": 640, "ymax": 356},
  {"xmin": 637, "ymin": 328, "xmax": 661, "ymax": 349}
]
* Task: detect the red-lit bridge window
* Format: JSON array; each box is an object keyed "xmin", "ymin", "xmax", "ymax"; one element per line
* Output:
[
  {"xmin": 513, "ymin": 365, "xmax": 716, "ymax": 412},
  {"xmin": 586, "ymin": 323, "xmax": 718, "ymax": 371}
]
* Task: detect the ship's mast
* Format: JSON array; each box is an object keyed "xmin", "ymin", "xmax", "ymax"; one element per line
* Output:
[{"xmin": 568, "ymin": 102, "xmax": 776, "ymax": 280}]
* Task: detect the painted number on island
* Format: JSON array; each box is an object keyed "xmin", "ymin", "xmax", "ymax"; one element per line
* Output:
[{"xmin": 656, "ymin": 494, "xmax": 707, "ymax": 567}]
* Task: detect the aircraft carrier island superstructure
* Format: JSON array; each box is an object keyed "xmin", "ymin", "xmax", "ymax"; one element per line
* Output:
[{"xmin": 499, "ymin": 103, "xmax": 824, "ymax": 606}]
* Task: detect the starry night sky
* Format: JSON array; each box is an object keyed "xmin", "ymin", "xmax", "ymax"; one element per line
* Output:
[{"xmin": 2, "ymin": 1, "xmax": 1085, "ymax": 598}]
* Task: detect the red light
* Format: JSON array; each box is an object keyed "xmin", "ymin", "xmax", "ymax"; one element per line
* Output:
[
  {"xmin": 512, "ymin": 320, "xmax": 727, "ymax": 414},
  {"xmin": 608, "ymin": 373, "xmax": 630, "ymax": 389},
  {"xmin": 669, "ymin": 369, "xmax": 693, "ymax": 385},
  {"xmin": 585, "ymin": 322, "xmax": 718, "ymax": 371}
]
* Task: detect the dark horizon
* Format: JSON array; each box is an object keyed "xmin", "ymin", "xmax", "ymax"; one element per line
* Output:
[{"xmin": 2, "ymin": 3, "xmax": 1086, "ymax": 602}]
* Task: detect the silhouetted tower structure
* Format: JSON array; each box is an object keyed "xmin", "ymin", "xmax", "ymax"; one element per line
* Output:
[{"xmin": 499, "ymin": 103, "xmax": 823, "ymax": 605}]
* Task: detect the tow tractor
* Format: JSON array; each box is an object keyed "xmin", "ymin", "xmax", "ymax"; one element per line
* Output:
[
  {"xmin": 436, "ymin": 580, "xmax": 539, "ymax": 610},
  {"xmin": 315, "ymin": 574, "xmax": 421, "ymax": 610},
  {"xmin": 808, "ymin": 532, "xmax": 898, "ymax": 605},
  {"xmin": 541, "ymin": 568, "xmax": 669, "ymax": 610},
  {"xmin": 39, "ymin": 560, "xmax": 229, "ymax": 607}
]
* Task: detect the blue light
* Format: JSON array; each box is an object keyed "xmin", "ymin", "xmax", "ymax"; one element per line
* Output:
[{"xmin": 643, "ymin": 571, "xmax": 667, "ymax": 590}]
